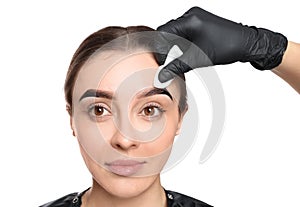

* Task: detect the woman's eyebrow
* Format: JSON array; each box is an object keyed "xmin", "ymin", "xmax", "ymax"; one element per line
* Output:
[
  {"xmin": 136, "ymin": 88, "xmax": 173, "ymax": 100},
  {"xmin": 79, "ymin": 88, "xmax": 173, "ymax": 102},
  {"xmin": 79, "ymin": 89, "xmax": 113, "ymax": 101}
]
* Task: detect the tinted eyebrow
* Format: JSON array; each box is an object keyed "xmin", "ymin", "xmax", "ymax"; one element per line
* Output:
[
  {"xmin": 79, "ymin": 88, "xmax": 173, "ymax": 102},
  {"xmin": 79, "ymin": 89, "xmax": 113, "ymax": 101},
  {"xmin": 137, "ymin": 88, "xmax": 173, "ymax": 100}
]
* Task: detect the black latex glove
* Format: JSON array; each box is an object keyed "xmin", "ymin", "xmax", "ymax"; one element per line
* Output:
[{"xmin": 156, "ymin": 6, "xmax": 288, "ymax": 83}]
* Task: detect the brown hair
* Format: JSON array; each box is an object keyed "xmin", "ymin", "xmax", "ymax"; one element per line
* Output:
[{"xmin": 64, "ymin": 26, "xmax": 187, "ymax": 115}]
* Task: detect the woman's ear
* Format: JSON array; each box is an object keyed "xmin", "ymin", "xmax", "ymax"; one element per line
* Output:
[
  {"xmin": 71, "ymin": 118, "xmax": 76, "ymax": 137},
  {"xmin": 176, "ymin": 104, "xmax": 188, "ymax": 135},
  {"xmin": 66, "ymin": 104, "xmax": 76, "ymax": 137},
  {"xmin": 70, "ymin": 117, "xmax": 76, "ymax": 137}
]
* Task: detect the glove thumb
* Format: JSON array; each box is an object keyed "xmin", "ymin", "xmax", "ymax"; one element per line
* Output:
[
  {"xmin": 158, "ymin": 44, "xmax": 213, "ymax": 83},
  {"xmin": 158, "ymin": 57, "xmax": 191, "ymax": 83}
]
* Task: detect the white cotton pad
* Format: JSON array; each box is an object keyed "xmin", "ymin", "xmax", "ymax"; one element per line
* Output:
[{"xmin": 153, "ymin": 45, "xmax": 183, "ymax": 88}]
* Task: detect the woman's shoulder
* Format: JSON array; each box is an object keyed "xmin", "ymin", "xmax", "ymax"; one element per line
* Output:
[
  {"xmin": 165, "ymin": 189, "xmax": 213, "ymax": 207},
  {"xmin": 39, "ymin": 191, "xmax": 84, "ymax": 207}
]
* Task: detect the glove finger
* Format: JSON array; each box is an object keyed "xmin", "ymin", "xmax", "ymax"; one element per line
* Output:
[
  {"xmin": 158, "ymin": 43, "xmax": 213, "ymax": 83},
  {"xmin": 152, "ymin": 31, "xmax": 175, "ymax": 65},
  {"xmin": 153, "ymin": 31, "xmax": 191, "ymax": 65},
  {"xmin": 157, "ymin": 7, "xmax": 204, "ymax": 38}
]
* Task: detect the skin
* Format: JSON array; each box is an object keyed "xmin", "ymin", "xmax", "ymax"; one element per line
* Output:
[
  {"xmin": 272, "ymin": 41, "xmax": 300, "ymax": 94},
  {"xmin": 70, "ymin": 51, "xmax": 187, "ymax": 207}
]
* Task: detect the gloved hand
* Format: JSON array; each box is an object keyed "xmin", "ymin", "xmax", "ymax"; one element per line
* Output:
[{"xmin": 156, "ymin": 6, "xmax": 288, "ymax": 83}]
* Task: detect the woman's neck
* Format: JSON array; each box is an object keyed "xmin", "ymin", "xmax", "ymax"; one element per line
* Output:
[{"xmin": 82, "ymin": 176, "xmax": 167, "ymax": 207}]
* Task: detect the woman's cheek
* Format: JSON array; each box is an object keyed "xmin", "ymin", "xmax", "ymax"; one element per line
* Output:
[
  {"xmin": 74, "ymin": 117, "xmax": 114, "ymax": 156},
  {"xmin": 143, "ymin": 117, "xmax": 179, "ymax": 154},
  {"xmin": 95, "ymin": 119, "xmax": 117, "ymax": 142}
]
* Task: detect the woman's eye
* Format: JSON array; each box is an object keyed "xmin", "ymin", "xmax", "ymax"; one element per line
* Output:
[
  {"xmin": 141, "ymin": 105, "xmax": 164, "ymax": 118},
  {"xmin": 89, "ymin": 105, "xmax": 110, "ymax": 117}
]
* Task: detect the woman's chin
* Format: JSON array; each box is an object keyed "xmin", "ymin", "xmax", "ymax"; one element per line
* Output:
[{"xmin": 93, "ymin": 172, "xmax": 160, "ymax": 198}]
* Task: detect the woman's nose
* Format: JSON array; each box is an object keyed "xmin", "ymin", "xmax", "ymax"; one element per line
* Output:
[{"xmin": 110, "ymin": 130, "xmax": 140, "ymax": 151}]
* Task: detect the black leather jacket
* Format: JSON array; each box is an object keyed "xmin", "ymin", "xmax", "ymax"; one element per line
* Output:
[{"xmin": 39, "ymin": 188, "xmax": 212, "ymax": 207}]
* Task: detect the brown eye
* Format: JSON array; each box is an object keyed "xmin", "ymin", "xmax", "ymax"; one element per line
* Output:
[
  {"xmin": 141, "ymin": 104, "xmax": 165, "ymax": 119},
  {"xmin": 94, "ymin": 105, "xmax": 104, "ymax": 116},
  {"xmin": 89, "ymin": 104, "xmax": 110, "ymax": 117},
  {"xmin": 143, "ymin": 106, "xmax": 155, "ymax": 116}
]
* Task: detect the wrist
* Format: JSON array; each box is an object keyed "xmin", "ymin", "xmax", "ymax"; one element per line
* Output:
[{"xmin": 249, "ymin": 27, "xmax": 288, "ymax": 70}]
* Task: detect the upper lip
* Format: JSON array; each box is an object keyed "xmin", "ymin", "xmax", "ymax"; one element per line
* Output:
[{"xmin": 105, "ymin": 159, "xmax": 146, "ymax": 166}]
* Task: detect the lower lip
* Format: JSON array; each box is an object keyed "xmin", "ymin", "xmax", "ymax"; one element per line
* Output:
[{"xmin": 106, "ymin": 161, "xmax": 145, "ymax": 177}]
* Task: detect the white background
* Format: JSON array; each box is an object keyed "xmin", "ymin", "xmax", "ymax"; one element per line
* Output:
[{"xmin": 0, "ymin": 0, "xmax": 299, "ymax": 206}]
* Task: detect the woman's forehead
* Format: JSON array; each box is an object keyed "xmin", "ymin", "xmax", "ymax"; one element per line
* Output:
[
  {"xmin": 72, "ymin": 52, "xmax": 156, "ymax": 100},
  {"xmin": 72, "ymin": 51, "xmax": 181, "ymax": 103},
  {"xmin": 99, "ymin": 53, "xmax": 158, "ymax": 90}
]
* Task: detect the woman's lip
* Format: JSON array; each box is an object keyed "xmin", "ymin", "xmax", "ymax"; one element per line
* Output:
[{"xmin": 105, "ymin": 160, "xmax": 146, "ymax": 176}]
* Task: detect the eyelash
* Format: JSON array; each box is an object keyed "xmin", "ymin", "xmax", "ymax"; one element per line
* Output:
[
  {"xmin": 139, "ymin": 102, "xmax": 166, "ymax": 120},
  {"xmin": 87, "ymin": 102, "xmax": 166, "ymax": 121},
  {"xmin": 88, "ymin": 103, "xmax": 111, "ymax": 121}
]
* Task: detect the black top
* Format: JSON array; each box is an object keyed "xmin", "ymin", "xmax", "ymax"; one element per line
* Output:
[{"xmin": 39, "ymin": 188, "xmax": 212, "ymax": 207}]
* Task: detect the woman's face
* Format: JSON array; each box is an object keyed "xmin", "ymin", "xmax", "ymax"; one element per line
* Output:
[{"xmin": 71, "ymin": 50, "xmax": 186, "ymax": 198}]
